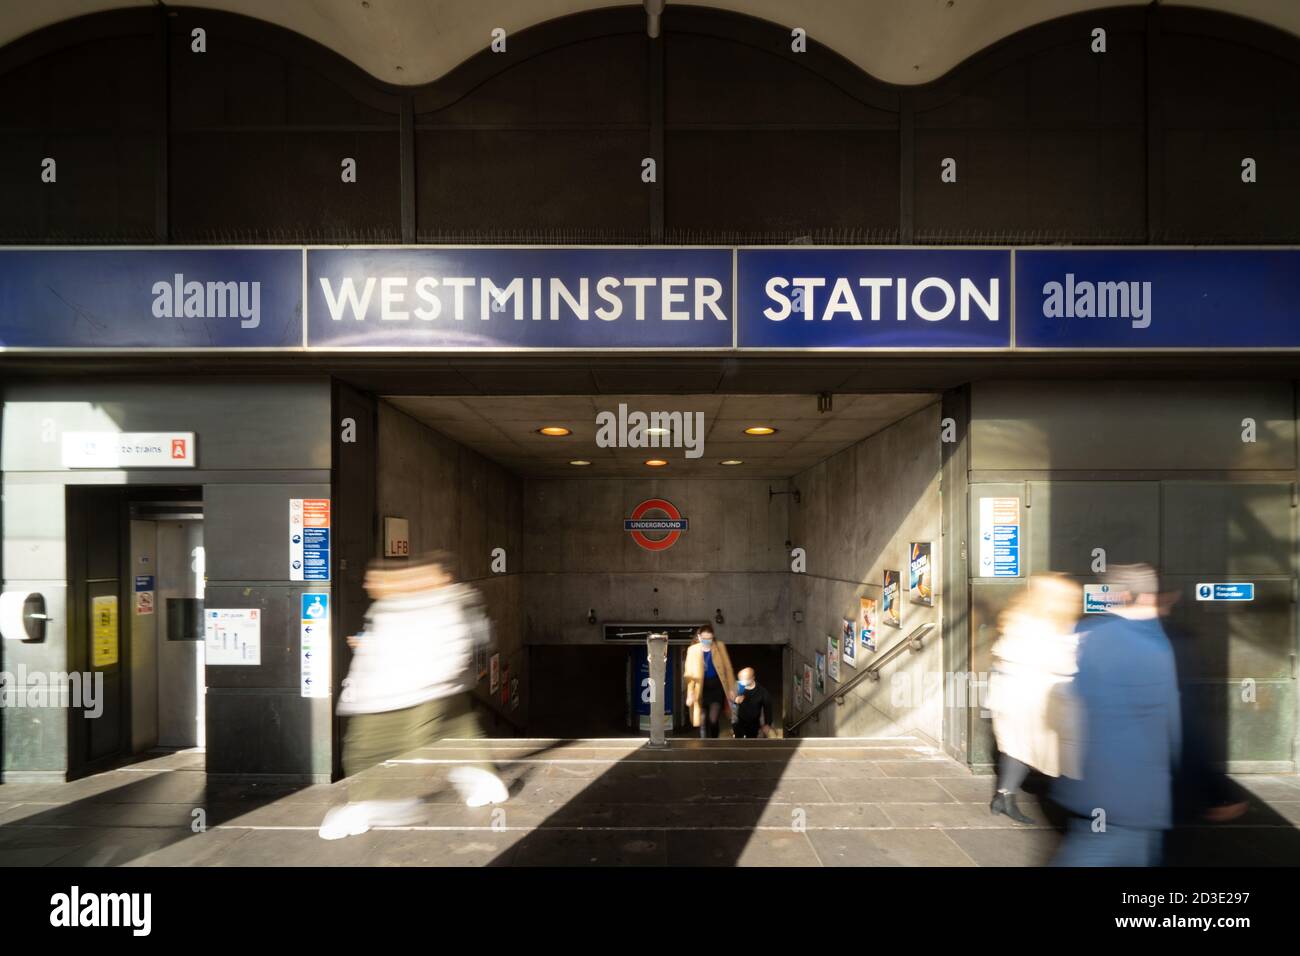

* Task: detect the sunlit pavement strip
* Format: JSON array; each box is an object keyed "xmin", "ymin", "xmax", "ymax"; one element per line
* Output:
[{"xmin": 1, "ymin": 738, "xmax": 1297, "ymax": 866}]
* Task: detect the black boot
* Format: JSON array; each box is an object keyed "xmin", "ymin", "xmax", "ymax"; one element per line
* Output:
[{"xmin": 990, "ymin": 790, "xmax": 1035, "ymax": 825}]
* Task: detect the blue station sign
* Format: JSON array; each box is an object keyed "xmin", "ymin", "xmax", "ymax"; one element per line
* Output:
[
  {"xmin": 3, "ymin": 245, "xmax": 1300, "ymax": 352},
  {"xmin": 1016, "ymin": 249, "xmax": 1300, "ymax": 349},
  {"xmin": 737, "ymin": 248, "xmax": 1011, "ymax": 349},
  {"xmin": 307, "ymin": 247, "xmax": 732, "ymax": 349},
  {"xmin": 0, "ymin": 248, "xmax": 302, "ymax": 348}
]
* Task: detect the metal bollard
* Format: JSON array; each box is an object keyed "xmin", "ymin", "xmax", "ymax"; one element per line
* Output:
[{"xmin": 646, "ymin": 631, "xmax": 669, "ymax": 748}]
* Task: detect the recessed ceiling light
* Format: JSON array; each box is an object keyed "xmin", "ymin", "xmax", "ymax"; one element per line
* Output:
[
  {"xmin": 645, "ymin": 427, "xmax": 670, "ymax": 436},
  {"xmin": 537, "ymin": 426, "xmax": 571, "ymax": 436},
  {"xmin": 720, "ymin": 459, "xmax": 744, "ymax": 466},
  {"xmin": 569, "ymin": 459, "xmax": 591, "ymax": 466},
  {"xmin": 644, "ymin": 459, "xmax": 668, "ymax": 467},
  {"xmin": 743, "ymin": 426, "xmax": 777, "ymax": 436}
]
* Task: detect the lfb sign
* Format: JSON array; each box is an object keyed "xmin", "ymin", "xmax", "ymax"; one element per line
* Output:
[{"xmin": 624, "ymin": 498, "xmax": 688, "ymax": 551}]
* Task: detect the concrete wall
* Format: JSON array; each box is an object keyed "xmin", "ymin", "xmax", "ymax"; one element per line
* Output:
[
  {"xmin": 789, "ymin": 403, "xmax": 944, "ymax": 742},
  {"xmin": 376, "ymin": 401, "xmax": 525, "ymax": 726},
  {"xmin": 520, "ymin": 478, "xmax": 791, "ymax": 645},
  {"xmin": 1, "ymin": 378, "xmax": 332, "ymax": 781}
]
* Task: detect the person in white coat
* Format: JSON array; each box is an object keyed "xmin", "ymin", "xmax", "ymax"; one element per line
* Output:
[
  {"xmin": 987, "ymin": 574, "xmax": 1084, "ymax": 825},
  {"xmin": 319, "ymin": 552, "xmax": 508, "ymax": 840}
]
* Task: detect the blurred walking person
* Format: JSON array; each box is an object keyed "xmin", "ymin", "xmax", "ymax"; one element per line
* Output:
[
  {"xmin": 987, "ymin": 574, "xmax": 1084, "ymax": 825},
  {"xmin": 684, "ymin": 625, "xmax": 736, "ymax": 739},
  {"xmin": 319, "ymin": 552, "xmax": 508, "ymax": 840},
  {"xmin": 1051, "ymin": 564, "xmax": 1181, "ymax": 866}
]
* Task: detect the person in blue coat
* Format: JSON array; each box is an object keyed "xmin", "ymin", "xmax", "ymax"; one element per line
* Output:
[{"xmin": 1051, "ymin": 563, "xmax": 1181, "ymax": 867}]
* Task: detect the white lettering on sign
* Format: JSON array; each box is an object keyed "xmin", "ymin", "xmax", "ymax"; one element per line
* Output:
[
  {"xmin": 317, "ymin": 276, "xmax": 728, "ymax": 324},
  {"xmin": 62, "ymin": 432, "xmax": 195, "ymax": 468},
  {"xmin": 761, "ymin": 276, "xmax": 999, "ymax": 323}
]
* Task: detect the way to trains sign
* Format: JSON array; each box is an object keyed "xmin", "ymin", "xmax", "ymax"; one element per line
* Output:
[{"xmin": 625, "ymin": 498, "xmax": 688, "ymax": 551}]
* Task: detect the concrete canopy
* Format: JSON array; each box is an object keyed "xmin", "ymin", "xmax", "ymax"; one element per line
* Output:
[
  {"xmin": 384, "ymin": 392, "xmax": 938, "ymax": 477},
  {"xmin": 5, "ymin": 1, "xmax": 1299, "ymax": 86}
]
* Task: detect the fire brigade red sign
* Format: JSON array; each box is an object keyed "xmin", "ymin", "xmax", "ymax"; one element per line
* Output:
[{"xmin": 624, "ymin": 498, "xmax": 688, "ymax": 551}]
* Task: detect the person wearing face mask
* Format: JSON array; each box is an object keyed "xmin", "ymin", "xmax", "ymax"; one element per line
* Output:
[
  {"xmin": 732, "ymin": 667, "xmax": 774, "ymax": 739},
  {"xmin": 683, "ymin": 624, "xmax": 736, "ymax": 739}
]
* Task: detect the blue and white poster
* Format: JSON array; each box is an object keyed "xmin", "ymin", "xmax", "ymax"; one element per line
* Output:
[
  {"xmin": 300, "ymin": 593, "xmax": 330, "ymax": 698},
  {"xmin": 289, "ymin": 498, "xmax": 330, "ymax": 582},
  {"xmin": 978, "ymin": 497, "xmax": 1021, "ymax": 578}
]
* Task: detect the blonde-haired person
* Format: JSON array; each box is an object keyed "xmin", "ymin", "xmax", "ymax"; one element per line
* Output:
[
  {"xmin": 987, "ymin": 574, "xmax": 1084, "ymax": 825},
  {"xmin": 684, "ymin": 625, "xmax": 737, "ymax": 738}
]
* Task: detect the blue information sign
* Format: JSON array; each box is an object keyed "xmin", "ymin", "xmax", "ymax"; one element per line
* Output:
[
  {"xmin": 737, "ymin": 248, "xmax": 1011, "ymax": 348},
  {"xmin": 307, "ymin": 248, "xmax": 733, "ymax": 349},
  {"xmin": 0, "ymin": 249, "xmax": 302, "ymax": 348},
  {"xmin": 302, "ymin": 593, "xmax": 329, "ymax": 620},
  {"xmin": 993, "ymin": 526, "xmax": 1019, "ymax": 577},
  {"xmin": 302, "ymin": 528, "xmax": 330, "ymax": 582},
  {"xmin": 1195, "ymin": 582, "xmax": 1254, "ymax": 602},
  {"xmin": 1015, "ymin": 249, "xmax": 1300, "ymax": 349}
]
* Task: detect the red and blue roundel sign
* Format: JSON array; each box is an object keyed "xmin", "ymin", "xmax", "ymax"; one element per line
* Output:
[{"xmin": 624, "ymin": 498, "xmax": 688, "ymax": 551}]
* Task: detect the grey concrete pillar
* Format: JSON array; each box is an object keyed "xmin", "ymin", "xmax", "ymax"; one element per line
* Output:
[{"xmin": 646, "ymin": 632, "xmax": 668, "ymax": 747}]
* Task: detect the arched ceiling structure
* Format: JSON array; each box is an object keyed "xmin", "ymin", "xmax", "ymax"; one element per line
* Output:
[{"xmin": 2, "ymin": 0, "xmax": 1296, "ymax": 85}]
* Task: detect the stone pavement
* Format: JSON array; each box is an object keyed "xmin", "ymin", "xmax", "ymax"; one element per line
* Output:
[{"xmin": 1, "ymin": 736, "xmax": 1298, "ymax": 866}]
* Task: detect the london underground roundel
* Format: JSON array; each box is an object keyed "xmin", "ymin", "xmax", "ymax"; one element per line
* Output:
[{"xmin": 624, "ymin": 498, "xmax": 688, "ymax": 551}]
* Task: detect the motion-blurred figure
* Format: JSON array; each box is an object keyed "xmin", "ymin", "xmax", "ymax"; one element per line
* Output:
[
  {"xmin": 1051, "ymin": 564, "xmax": 1181, "ymax": 866},
  {"xmin": 684, "ymin": 625, "xmax": 736, "ymax": 739},
  {"xmin": 319, "ymin": 552, "xmax": 508, "ymax": 840},
  {"xmin": 987, "ymin": 574, "xmax": 1083, "ymax": 825},
  {"xmin": 733, "ymin": 667, "xmax": 774, "ymax": 739}
]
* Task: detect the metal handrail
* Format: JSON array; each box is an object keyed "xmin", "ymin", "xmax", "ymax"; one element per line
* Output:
[{"xmin": 785, "ymin": 622, "xmax": 935, "ymax": 736}]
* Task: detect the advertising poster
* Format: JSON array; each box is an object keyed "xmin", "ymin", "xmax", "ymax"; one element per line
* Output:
[
  {"xmin": 92, "ymin": 595, "xmax": 119, "ymax": 667},
  {"xmin": 909, "ymin": 542, "xmax": 933, "ymax": 606},
  {"xmin": 841, "ymin": 618, "xmax": 856, "ymax": 668},
  {"xmin": 802, "ymin": 664, "xmax": 813, "ymax": 703},
  {"xmin": 490, "ymin": 653, "xmax": 500, "ymax": 693},
  {"xmin": 815, "ymin": 652, "xmax": 826, "ymax": 693},
  {"xmin": 882, "ymin": 570, "xmax": 902, "ymax": 628},
  {"xmin": 793, "ymin": 670, "xmax": 804, "ymax": 713},
  {"xmin": 858, "ymin": 597, "xmax": 878, "ymax": 652},
  {"xmin": 827, "ymin": 633, "xmax": 840, "ymax": 682}
]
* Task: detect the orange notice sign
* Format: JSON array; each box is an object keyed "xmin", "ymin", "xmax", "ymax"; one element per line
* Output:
[{"xmin": 302, "ymin": 499, "xmax": 330, "ymax": 528}]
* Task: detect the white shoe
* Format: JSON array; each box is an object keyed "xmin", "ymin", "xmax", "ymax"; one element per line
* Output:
[
  {"xmin": 318, "ymin": 803, "xmax": 371, "ymax": 840},
  {"xmin": 449, "ymin": 767, "xmax": 509, "ymax": 808}
]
